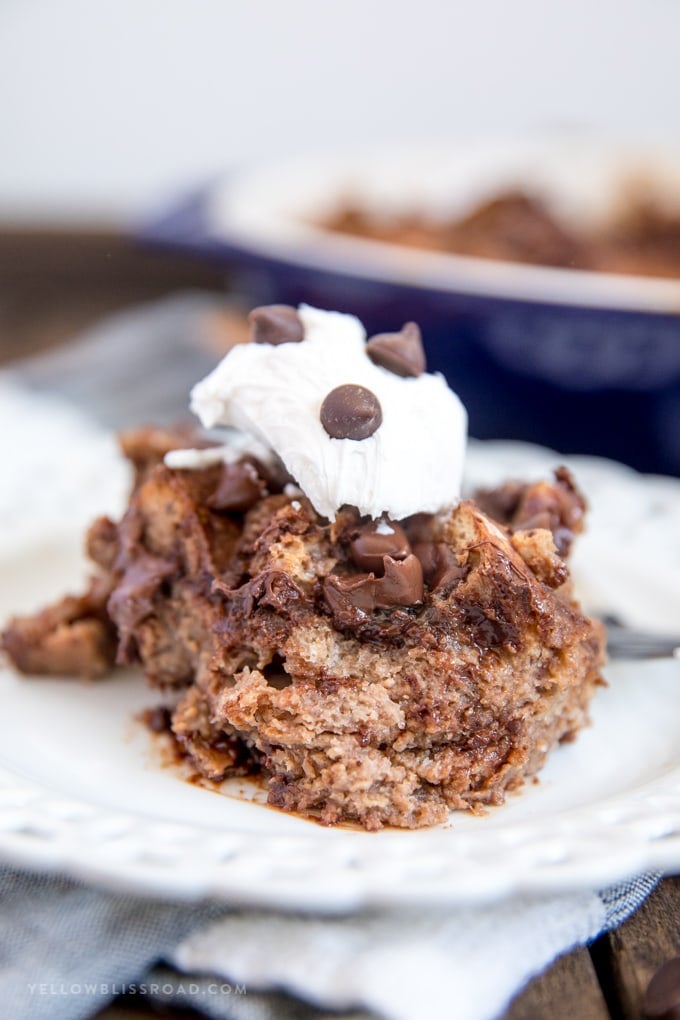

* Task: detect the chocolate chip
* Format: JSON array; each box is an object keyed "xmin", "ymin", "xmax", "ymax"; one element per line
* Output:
[
  {"xmin": 413, "ymin": 541, "xmax": 468, "ymax": 591},
  {"xmin": 412, "ymin": 541, "xmax": 442, "ymax": 582},
  {"xmin": 248, "ymin": 305, "xmax": 304, "ymax": 346},
  {"xmin": 323, "ymin": 553, "xmax": 423, "ymax": 615},
  {"xmin": 461, "ymin": 602, "xmax": 519, "ymax": 650},
  {"xmin": 401, "ymin": 512, "xmax": 437, "ymax": 545},
  {"xmin": 206, "ymin": 462, "xmax": 265, "ymax": 513},
  {"xmin": 350, "ymin": 519, "xmax": 411, "ymax": 573},
  {"xmin": 376, "ymin": 554, "xmax": 424, "ymax": 607},
  {"xmin": 320, "ymin": 384, "xmax": 382, "ymax": 440},
  {"xmin": 366, "ymin": 322, "xmax": 426, "ymax": 377},
  {"xmin": 644, "ymin": 957, "xmax": 680, "ymax": 1019},
  {"xmin": 323, "ymin": 572, "xmax": 379, "ymax": 615}
]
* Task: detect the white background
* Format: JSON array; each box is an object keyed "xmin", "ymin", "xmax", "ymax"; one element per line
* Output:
[{"xmin": 0, "ymin": 0, "xmax": 678, "ymax": 223}]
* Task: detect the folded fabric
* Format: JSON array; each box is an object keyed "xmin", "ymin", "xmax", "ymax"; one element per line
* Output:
[{"xmin": 0, "ymin": 864, "xmax": 658, "ymax": 1020}]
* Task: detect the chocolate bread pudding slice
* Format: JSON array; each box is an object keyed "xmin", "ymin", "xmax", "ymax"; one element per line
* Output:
[{"xmin": 2, "ymin": 305, "xmax": 605, "ymax": 830}]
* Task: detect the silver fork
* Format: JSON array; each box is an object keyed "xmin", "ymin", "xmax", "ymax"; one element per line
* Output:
[{"xmin": 603, "ymin": 616, "xmax": 680, "ymax": 660}]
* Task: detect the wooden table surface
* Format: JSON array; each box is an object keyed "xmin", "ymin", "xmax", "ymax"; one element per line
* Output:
[{"xmin": 2, "ymin": 228, "xmax": 678, "ymax": 1020}]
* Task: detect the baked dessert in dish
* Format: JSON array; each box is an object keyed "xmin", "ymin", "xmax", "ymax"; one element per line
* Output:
[
  {"xmin": 325, "ymin": 189, "xmax": 680, "ymax": 279},
  {"xmin": 2, "ymin": 305, "xmax": 605, "ymax": 830}
]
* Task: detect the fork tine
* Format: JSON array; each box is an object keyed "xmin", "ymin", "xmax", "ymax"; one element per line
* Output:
[{"xmin": 604, "ymin": 619, "xmax": 680, "ymax": 660}]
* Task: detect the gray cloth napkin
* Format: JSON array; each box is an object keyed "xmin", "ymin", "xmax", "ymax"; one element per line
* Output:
[
  {"xmin": 7, "ymin": 292, "xmax": 233, "ymax": 430},
  {"xmin": 0, "ymin": 864, "xmax": 660, "ymax": 1020}
]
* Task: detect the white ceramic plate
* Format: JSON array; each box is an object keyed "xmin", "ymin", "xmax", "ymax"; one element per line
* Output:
[{"xmin": 1, "ymin": 428, "xmax": 679, "ymax": 910}]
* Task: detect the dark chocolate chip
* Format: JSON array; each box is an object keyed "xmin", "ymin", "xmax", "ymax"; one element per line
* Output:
[
  {"xmin": 320, "ymin": 384, "xmax": 382, "ymax": 440},
  {"xmin": 248, "ymin": 305, "xmax": 304, "ymax": 346},
  {"xmin": 366, "ymin": 322, "xmax": 426, "ymax": 377},
  {"xmin": 206, "ymin": 462, "xmax": 265, "ymax": 513},
  {"xmin": 247, "ymin": 453, "xmax": 294, "ymax": 493},
  {"xmin": 644, "ymin": 957, "xmax": 680, "ymax": 1019},
  {"xmin": 323, "ymin": 572, "xmax": 379, "ymax": 615},
  {"xmin": 376, "ymin": 554, "xmax": 424, "ymax": 607},
  {"xmin": 350, "ymin": 519, "xmax": 411, "ymax": 573},
  {"xmin": 413, "ymin": 541, "xmax": 468, "ymax": 591},
  {"xmin": 322, "ymin": 553, "xmax": 423, "ymax": 615},
  {"xmin": 401, "ymin": 512, "xmax": 437, "ymax": 545},
  {"xmin": 461, "ymin": 602, "xmax": 519, "ymax": 650}
]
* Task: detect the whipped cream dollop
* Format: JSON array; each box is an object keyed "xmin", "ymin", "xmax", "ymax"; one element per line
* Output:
[{"xmin": 188, "ymin": 305, "xmax": 467, "ymax": 521}]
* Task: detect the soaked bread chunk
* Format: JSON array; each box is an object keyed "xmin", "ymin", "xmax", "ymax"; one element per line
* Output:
[{"xmin": 2, "ymin": 426, "xmax": 604, "ymax": 830}]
